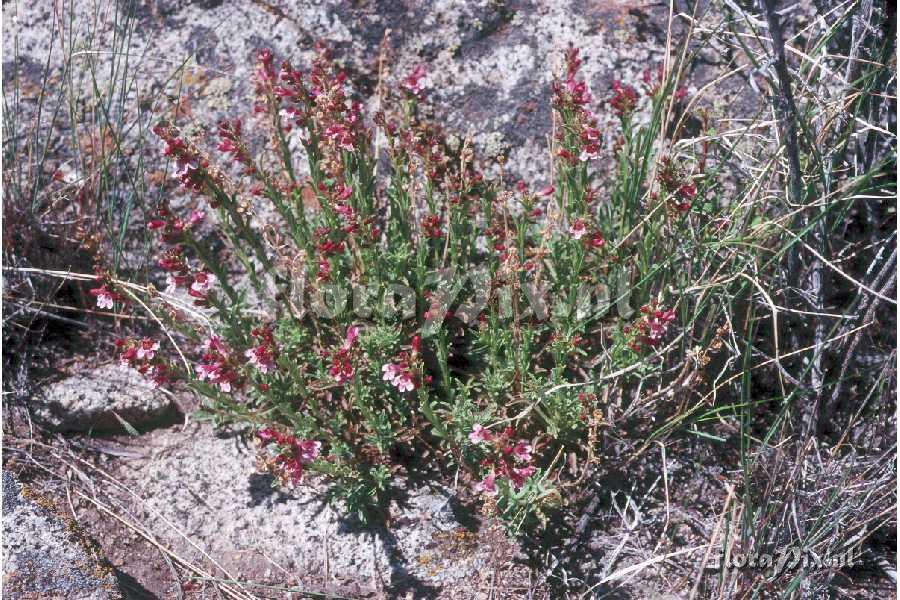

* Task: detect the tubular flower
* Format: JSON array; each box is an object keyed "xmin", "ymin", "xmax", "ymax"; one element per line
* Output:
[
  {"xmin": 609, "ymin": 80, "xmax": 639, "ymax": 118},
  {"xmin": 197, "ymin": 336, "xmax": 238, "ymax": 392},
  {"xmin": 256, "ymin": 428, "xmax": 322, "ymax": 485},
  {"xmin": 569, "ymin": 219, "xmax": 588, "ymax": 240},
  {"xmin": 468, "ymin": 424, "xmax": 494, "ymax": 445},
  {"xmin": 401, "ymin": 65, "xmax": 428, "ymax": 98},
  {"xmin": 89, "ymin": 285, "xmax": 116, "ymax": 310}
]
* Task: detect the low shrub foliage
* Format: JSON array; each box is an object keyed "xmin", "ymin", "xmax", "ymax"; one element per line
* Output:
[{"xmin": 100, "ymin": 45, "xmax": 745, "ymax": 528}]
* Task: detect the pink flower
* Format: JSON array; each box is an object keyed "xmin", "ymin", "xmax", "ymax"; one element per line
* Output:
[
  {"xmin": 333, "ymin": 184, "xmax": 352, "ymax": 201},
  {"xmin": 569, "ymin": 219, "xmax": 587, "ymax": 240},
  {"xmin": 196, "ymin": 363, "xmax": 232, "ymax": 391},
  {"xmin": 147, "ymin": 364, "xmax": 169, "ymax": 389},
  {"xmin": 565, "ymin": 46, "xmax": 583, "ymax": 79},
  {"xmin": 296, "ymin": 439, "xmax": 322, "ymax": 463},
  {"xmin": 468, "ymin": 424, "xmax": 493, "ymax": 445},
  {"xmin": 173, "ymin": 157, "xmax": 199, "ymax": 179},
  {"xmin": 330, "ymin": 356, "xmax": 353, "ymax": 383},
  {"xmin": 245, "ymin": 345, "xmax": 276, "ymax": 374},
  {"xmin": 610, "ymin": 80, "xmax": 639, "ymax": 117},
  {"xmin": 645, "ymin": 308, "xmax": 676, "ymax": 344},
  {"xmin": 401, "ymin": 65, "xmax": 427, "ymax": 97},
  {"xmin": 509, "ymin": 465, "xmax": 536, "ymax": 489},
  {"xmin": 190, "ymin": 272, "xmax": 215, "ymax": 294},
  {"xmin": 257, "ymin": 428, "xmax": 282, "ymax": 444},
  {"xmin": 89, "ymin": 285, "xmax": 115, "ymax": 310},
  {"xmin": 189, "ymin": 209, "xmax": 205, "ymax": 225},
  {"xmin": 165, "ymin": 273, "xmax": 190, "ymax": 294},
  {"xmin": 118, "ymin": 345, "xmax": 137, "ymax": 368},
  {"xmin": 565, "ymin": 78, "xmax": 591, "ymax": 105},
  {"xmin": 197, "ymin": 336, "xmax": 237, "ymax": 392},
  {"xmin": 201, "ymin": 336, "xmax": 225, "ymax": 354},
  {"xmin": 276, "ymin": 455, "xmax": 305, "ymax": 484},
  {"xmin": 678, "ymin": 183, "xmax": 696, "ymax": 198},
  {"xmin": 316, "ymin": 259, "xmax": 331, "ymax": 282},
  {"xmin": 342, "ymin": 325, "xmax": 360, "ymax": 351},
  {"xmin": 539, "ymin": 185, "xmax": 555, "ymax": 197},
  {"xmin": 393, "ymin": 371, "xmax": 415, "ymax": 393},
  {"xmin": 328, "ymin": 326, "xmax": 359, "ymax": 384},
  {"xmin": 511, "ymin": 440, "xmax": 532, "ymax": 462},
  {"xmin": 474, "ymin": 472, "xmax": 498, "ymax": 496},
  {"xmin": 382, "ymin": 363, "xmax": 415, "ymax": 392},
  {"xmin": 324, "ymin": 123, "xmax": 355, "ymax": 152},
  {"xmin": 136, "ymin": 338, "xmax": 160, "ymax": 361}
]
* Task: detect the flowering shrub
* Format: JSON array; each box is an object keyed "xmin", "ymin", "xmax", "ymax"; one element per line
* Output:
[{"xmin": 101, "ymin": 44, "xmax": 730, "ymax": 528}]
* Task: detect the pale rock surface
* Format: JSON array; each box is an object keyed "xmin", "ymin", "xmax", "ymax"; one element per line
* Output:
[{"xmin": 2, "ymin": 471, "xmax": 124, "ymax": 600}]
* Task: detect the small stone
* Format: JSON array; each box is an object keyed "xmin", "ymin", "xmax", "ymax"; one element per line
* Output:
[{"xmin": 32, "ymin": 364, "xmax": 179, "ymax": 433}]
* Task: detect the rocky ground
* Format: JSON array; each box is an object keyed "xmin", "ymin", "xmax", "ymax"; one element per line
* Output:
[
  {"xmin": 2, "ymin": 470, "xmax": 124, "ymax": 599},
  {"xmin": 1, "ymin": 361, "xmax": 742, "ymax": 598},
  {"xmin": 3, "ymin": 0, "xmax": 687, "ymax": 182}
]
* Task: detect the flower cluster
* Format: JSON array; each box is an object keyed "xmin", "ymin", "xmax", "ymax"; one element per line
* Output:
[
  {"xmin": 328, "ymin": 325, "xmax": 359, "ymax": 384},
  {"xmin": 215, "ymin": 118, "xmax": 255, "ymax": 176},
  {"xmin": 468, "ymin": 425, "xmax": 537, "ymax": 496},
  {"xmin": 552, "ymin": 47, "xmax": 603, "ymax": 163},
  {"xmin": 381, "ymin": 336, "xmax": 421, "ymax": 393},
  {"xmin": 401, "ymin": 65, "xmax": 428, "ymax": 99},
  {"xmin": 245, "ymin": 326, "xmax": 278, "ymax": 375},
  {"xmin": 89, "ymin": 284, "xmax": 120, "ymax": 310},
  {"xmin": 115, "ymin": 337, "xmax": 170, "ymax": 388},
  {"xmin": 567, "ymin": 217, "xmax": 605, "ymax": 250},
  {"xmin": 147, "ymin": 206, "xmax": 205, "ymax": 243},
  {"xmin": 609, "ymin": 80, "xmax": 639, "ymax": 118},
  {"xmin": 657, "ymin": 156, "xmax": 697, "ymax": 213},
  {"xmin": 149, "ymin": 213, "xmax": 218, "ymax": 304},
  {"xmin": 152, "ymin": 122, "xmax": 209, "ymax": 193},
  {"xmin": 257, "ymin": 427, "xmax": 322, "ymax": 485},
  {"xmin": 624, "ymin": 301, "xmax": 677, "ymax": 352},
  {"xmin": 196, "ymin": 336, "xmax": 238, "ymax": 392},
  {"xmin": 420, "ymin": 213, "xmax": 444, "ymax": 239}
]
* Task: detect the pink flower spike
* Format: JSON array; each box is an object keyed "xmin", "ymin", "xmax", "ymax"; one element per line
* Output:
[
  {"xmin": 468, "ymin": 424, "xmax": 493, "ymax": 445},
  {"xmin": 474, "ymin": 472, "xmax": 498, "ymax": 497},
  {"xmin": 189, "ymin": 209, "xmax": 205, "ymax": 225},
  {"xmin": 539, "ymin": 185, "xmax": 555, "ymax": 197}
]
